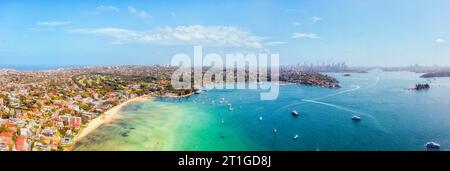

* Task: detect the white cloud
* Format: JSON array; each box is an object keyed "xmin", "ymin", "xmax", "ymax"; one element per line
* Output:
[
  {"xmin": 97, "ymin": 5, "xmax": 119, "ymax": 12},
  {"xmin": 265, "ymin": 41, "xmax": 286, "ymax": 46},
  {"xmin": 436, "ymin": 38, "xmax": 446, "ymax": 43},
  {"xmin": 311, "ymin": 16, "xmax": 322, "ymax": 23},
  {"xmin": 285, "ymin": 9, "xmax": 297, "ymax": 12},
  {"xmin": 71, "ymin": 25, "xmax": 264, "ymax": 48},
  {"xmin": 71, "ymin": 28, "xmax": 138, "ymax": 44},
  {"xmin": 170, "ymin": 11, "xmax": 176, "ymax": 17},
  {"xmin": 292, "ymin": 32, "xmax": 320, "ymax": 39},
  {"xmin": 293, "ymin": 22, "xmax": 301, "ymax": 26},
  {"xmin": 37, "ymin": 21, "xmax": 70, "ymax": 27},
  {"xmin": 29, "ymin": 28, "xmax": 52, "ymax": 31},
  {"xmin": 128, "ymin": 6, "xmax": 150, "ymax": 19},
  {"xmin": 128, "ymin": 6, "xmax": 137, "ymax": 13}
]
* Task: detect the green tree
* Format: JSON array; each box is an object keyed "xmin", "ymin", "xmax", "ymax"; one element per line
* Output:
[
  {"xmin": 0, "ymin": 125, "xmax": 10, "ymax": 133},
  {"xmin": 78, "ymin": 103, "xmax": 91, "ymax": 111}
]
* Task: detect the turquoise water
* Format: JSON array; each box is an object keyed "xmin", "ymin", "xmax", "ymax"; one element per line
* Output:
[{"xmin": 74, "ymin": 70, "xmax": 450, "ymax": 151}]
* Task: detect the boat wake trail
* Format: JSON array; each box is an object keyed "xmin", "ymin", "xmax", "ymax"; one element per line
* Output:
[
  {"xmin": 301, "ymin": 99, "xmax": 360, "ymax": 114},
  {"xmin": 275, "ymin": 74, "xmax": 381, "ymax": 113},
  {"xmin": 272, "ymin": 74, "xmax": 387, "ymax": 131},
  {"xmin": 274, "ymin": 85, "xmax": 361, "ymax": 114},
  {"xmin": 366, "ymin": 76, "xmax": 380, "ymax": 88},
  {"xmin": 301, "ymin": 99, "xmax": 386, "ymax": 132},
  {"xmin": 312, "ymin": 85, "xmax": 361, "ymax": 101}
]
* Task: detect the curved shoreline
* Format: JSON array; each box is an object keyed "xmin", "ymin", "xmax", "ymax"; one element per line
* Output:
[{"xmin": 72, "ymin": 95, "xmax": 153, "ymax": 148}]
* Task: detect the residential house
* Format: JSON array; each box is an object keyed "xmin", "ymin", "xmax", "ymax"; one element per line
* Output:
[
  {"xmin": 15, "ymin": 135, "xmax": 29, "ymax": 151},
  {"xmin": 0, "ymin": 132, "xmax": 13, "ymax": 151}
]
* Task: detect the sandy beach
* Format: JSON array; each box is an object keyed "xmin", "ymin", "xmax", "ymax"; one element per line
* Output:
[{"xmin": 73, "ymin": 95, "xmax": 153, "ymax": 144}]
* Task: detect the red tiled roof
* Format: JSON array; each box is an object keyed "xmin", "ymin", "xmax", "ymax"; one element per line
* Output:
[
  {"xmin": 0, "ymin": 132, "xmax": 12, "ymax": 138},
  {"xmin": 0, "ymin": 132, "xmax": 13, "ymax": 143},
  {"xmin": 15, "ymin": 136, "xmax": 27, "ymax": 151},
  {"xmin": 4, "ymin": 120, "xmax": 14, "ymax": 127}
]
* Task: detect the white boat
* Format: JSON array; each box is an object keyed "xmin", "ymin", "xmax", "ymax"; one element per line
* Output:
[
  {"xmin": 291, "ymin": 110, "xmax": 299, "ymax": 116},
  {"xmin": 352, "ymin": 115, "xmax": 361, "ymax": 121},
  {"xmin": 425, "ymin": 142, "xmax": 440, "ymax": 149},
  {"xmin": 293, "ymin": 134, "xmax": 299, "ymax": 140},
  {"xmin": 259, "ymin": 116, "xmax": 263, "ymax": 121},
  {"xmin": 273, "ymin": 129, "xmax": 277, "ymax": 133}
]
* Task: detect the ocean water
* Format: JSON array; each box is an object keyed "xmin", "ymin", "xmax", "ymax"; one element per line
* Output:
[
  {"xmin": 0, "ymin": 65, "xmax": 82, "ymax": 71},
  {"xmin": 74, "ymin": 70, "xmax": 450, "ymax": 151}
]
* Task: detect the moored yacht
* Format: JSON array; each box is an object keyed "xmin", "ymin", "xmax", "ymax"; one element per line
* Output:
[
  {"xmin": 425, "ymin": 142, "xmax": 440, "ymax": 149},
  {"xmin": 352, "ymin": 115, "xmax": 361, "ymax": 121},
  {"xmin": 291, "ymin": 110, "xmax": 299, "ymax": 116}
]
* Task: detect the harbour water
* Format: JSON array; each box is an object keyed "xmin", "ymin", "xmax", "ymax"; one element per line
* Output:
[{"xmin": 74, "ymin": 70, "xmax": 450, "ymax": 151}]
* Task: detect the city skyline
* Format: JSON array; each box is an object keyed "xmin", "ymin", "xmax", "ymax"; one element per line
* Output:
[{"xmin": 1, "ymin": 0, "xmax": 450, "ymax": 66}]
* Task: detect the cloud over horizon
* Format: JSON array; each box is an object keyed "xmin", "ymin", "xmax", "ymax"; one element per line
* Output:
[
  {"xmin": 292, "ymin": 32, "xmax": 320, "ymax": 39},
  {"xmin": 128, "ymin": 6, "xmax": 150, "ymax": 19},
  {"xmin": 37, "ymin": 21, "xmax": 71, "ymax": 27},
  {"xmin": 70, "ymin": 25, "xmax": 265, "ymax": 48},
  {"xmin": 265, "ymin": 41, "xmax": 286, "ymax": 46},
  {"xmin": 97, "ymin": 5, "xmax": 119, "ymax": 12},
  {"xmin": 311, "ymin": 16, "xmax": 322, "ymax": 23},
  {"xmin": 436, "ymin": 38, "xmax": 446, "ymax": 43}
]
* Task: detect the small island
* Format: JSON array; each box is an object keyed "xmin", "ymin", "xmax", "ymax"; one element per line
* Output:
[
  {"xmin": 406, "ymin": 83, "xmax": 430, "ymax": 91},
  {"xmin": 421, "ymin": 72, "xmax": 450, "ymax": 78},
  {"xmin": 414, "ymin": 83, "xmax": 430, "ymax": 90}
]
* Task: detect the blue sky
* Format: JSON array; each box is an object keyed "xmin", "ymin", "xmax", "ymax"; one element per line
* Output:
[{"xmin": 0, "ymin": 0, "xmax": 449, "ymax": 66}]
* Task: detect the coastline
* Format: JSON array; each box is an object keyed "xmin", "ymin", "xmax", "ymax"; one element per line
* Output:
[
  {"xmin": 152, "ymin": 92, "xmax": 196, "ymax": 98},
  {"xmin": 71, "ymin": 95, "xmax": 153, "ymax": 148}
]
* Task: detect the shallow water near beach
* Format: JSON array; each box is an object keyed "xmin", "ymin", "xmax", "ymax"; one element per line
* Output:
[{"xmin": 74, "ymin": 70, "xmax": 450, "ymax": 151}]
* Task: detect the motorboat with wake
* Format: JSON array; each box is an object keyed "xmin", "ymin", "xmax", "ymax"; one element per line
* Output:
[{"xmin": 291, "ymin": 110, "xmax": 299, "ymax": 116}]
